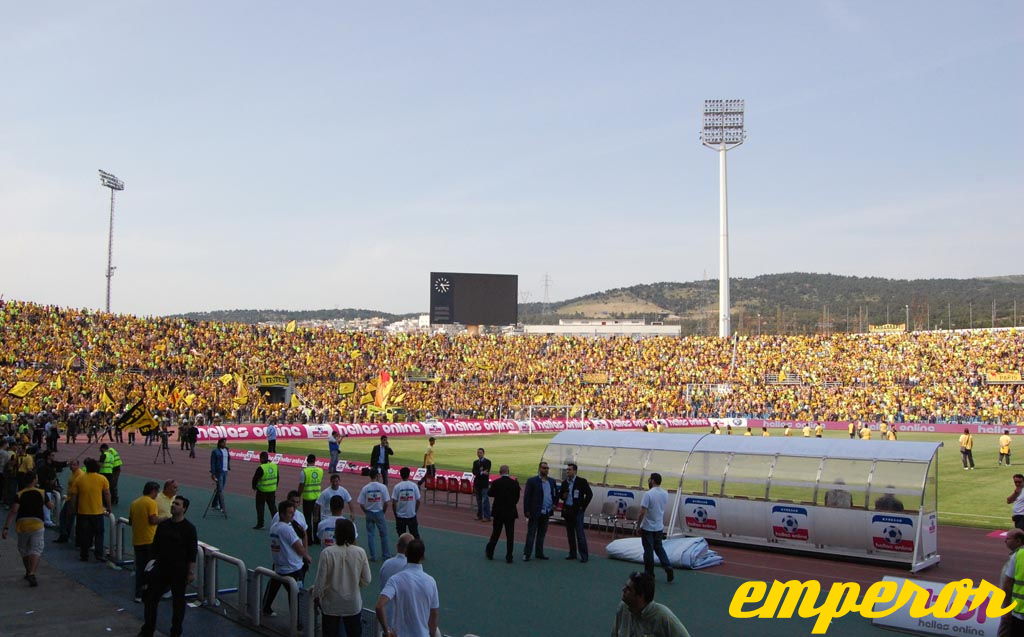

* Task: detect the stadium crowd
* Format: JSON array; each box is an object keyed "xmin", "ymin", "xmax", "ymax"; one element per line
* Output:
[{"xmin": 1, "ymin": 299, "xmax": 1022, "ymax": 426}]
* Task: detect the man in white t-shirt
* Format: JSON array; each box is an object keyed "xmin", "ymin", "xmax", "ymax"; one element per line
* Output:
[
  {"xmin": 316, "ymin": 495, "xmax": 358, "ymax": 546},
  {"xmin": 391, "ymin": 467, "xmax": 421, "ymax": 539},
  {"xmin": 262, "ymin": 500, "xmax": 311, "ymax": 617},
  {"xmin": 375, "ymin": 539, "xmax": 439, "ymax": 637},
  {"xmin": 379, "ymin": 533, "xmax": 415, "ymax": 630},
  {"xmin": 637, "ymin": 473, "xmax": 674, "ymax": 583},
  {"xmin": 1007, "ymin": 474, "xmax": 1024, "ymax": 531},
  {"xmin": 358, "ymin": 469, "xmax": 392, "ymax": 562},
  {"xmin": 270, "ymin": 490, "xmax": 309, "ymax": 544},
  {"xmin": 316, "ymin": 473, "xmax": 353, "ymax": 523}
]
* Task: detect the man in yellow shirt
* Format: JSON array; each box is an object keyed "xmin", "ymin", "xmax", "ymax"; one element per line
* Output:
[
  {"xmin": 959, "ymin": 428, "xmax": 976, "ymax": 470},
  {"xmin": 68, "ymin": 457, "xmax": 111, "ymax": 561},
  {"xmin": 129, "ymin": 481, "xmax": 161, "ymax": 602},
  {"xmin": 814, "ymin": 423, "xmax": 823, "ymax": 438},
  {"xmin": 860, "ymin": 426, "xmax": 872, "ymax": 441},
  {"xmin": 802, "ymin": 424, "xmax": 812, "ymax": 438},
  {"xmin": 1000, "ymin": 430, "xmax": 1013, "ymax": 466},
  {"xmin": 419, "ymin": 437, "xmax": 437, "ymax": 487}
]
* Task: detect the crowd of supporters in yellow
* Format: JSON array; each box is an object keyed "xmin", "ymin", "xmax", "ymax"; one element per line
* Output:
[{"xmin": 1, "ymin": 300, "xmax": 1021, "ymax": 425}]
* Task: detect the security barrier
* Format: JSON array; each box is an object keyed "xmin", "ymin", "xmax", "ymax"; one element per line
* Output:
[
  {"xmin": 248, "ymin": 566, "xmax": 302, "ymax": 636},
  {"xmin": 113, "ymin": 516, "xmax": 133, "ymax": 566},
  {"xmin": 201, "ymin": 544, "xmax": 247, "ymax": 615}
]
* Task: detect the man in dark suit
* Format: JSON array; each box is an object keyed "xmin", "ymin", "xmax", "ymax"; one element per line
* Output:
[
  {"xmin": 471, "ymin": 447, "xmax": 492, "ymax": 521},
  {"xmin": 369, "ymin": 435, "xmax": 394, "ymax": 486},
  {"xmin": 522, "ymin": 460, "xmax": 557, "ymax": 561},
  {"xmin": 485, "ymin": 465, "xmax": 521, "ymax": 563},
  {"xmin": 558, "ymin": 462, "xmax": 593, "ymax": 562}
]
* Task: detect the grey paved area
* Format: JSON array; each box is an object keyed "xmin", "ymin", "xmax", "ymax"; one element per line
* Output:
[{"xmin": 0, "ymin": 517, "xmax": 267, "ymax": 637}]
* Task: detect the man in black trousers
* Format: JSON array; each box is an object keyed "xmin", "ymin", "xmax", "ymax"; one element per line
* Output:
[
  {"xmin": 522, "ymin": 461, "xmax": 557, "ymax": 561},
  {"xmin": 558, "ymin": 462, "xmax": 593, "ymax": 562},
  {"xmin": 485, "ymin": 465, "xmax": 521, "ymax": 563},
  {"xmin": 369, "ymin": 435, "xmax": 394, "ymax": 486},
  {"xmin": 139, "ymin": 495, "xmax": 198, "ymax": 637}
]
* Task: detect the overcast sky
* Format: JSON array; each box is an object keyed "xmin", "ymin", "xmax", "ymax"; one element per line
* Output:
[{"xmin": 2, "ymin": 1, "xmax": 1022, "ymax": 316}]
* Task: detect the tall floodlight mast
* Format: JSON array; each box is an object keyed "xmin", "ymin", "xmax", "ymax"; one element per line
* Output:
[
  {"xmin": 700, "ymin": 99, "xmax": 746, "ymax": 338},
  {"xmin": 98, "ymin": 170, "xmax": 125, "ymax": 313}
]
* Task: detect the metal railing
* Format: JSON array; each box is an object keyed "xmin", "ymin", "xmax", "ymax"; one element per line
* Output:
[
  {"xmin": 202, "ymin": 546, "xmax": 247, "ymax": 615},
  {"xmin": 249, "ymin": 567, "xmax": 301, "ymax": 636},
  {"xmin": 113, "ymin": 516, "xmax": 133, "ymax": 566},
  {"xmin": 104, "ymin": 511, "xmax": 119, "ymax": 561}
]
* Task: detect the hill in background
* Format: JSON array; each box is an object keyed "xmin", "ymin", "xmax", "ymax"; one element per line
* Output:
[{"xmin": 169, "ymin": 273, "xmax": 1024, "ymax": 336}]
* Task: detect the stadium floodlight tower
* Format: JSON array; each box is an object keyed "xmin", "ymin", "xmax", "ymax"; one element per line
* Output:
[
  {"xmin": 98, "ymin": 169, "xmax": 125, "ymax": 313},
  {"xmin": 701, "ymin": 99, "xmax": 746, "ymax": 338}
]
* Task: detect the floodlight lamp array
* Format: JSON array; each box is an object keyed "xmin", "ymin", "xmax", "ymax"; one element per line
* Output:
[
  {"xmin": 98, "ymin": 169, "xmax": 125, "ymax": 191},
  {"xmin": 701, "ymin": 99, "xmax": 746, "ymax": 148}
]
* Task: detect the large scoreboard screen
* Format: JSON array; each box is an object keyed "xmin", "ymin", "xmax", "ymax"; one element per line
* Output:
[{"xmin": 429, "ymin": 272, "xmax": 518, "ymax": 326}]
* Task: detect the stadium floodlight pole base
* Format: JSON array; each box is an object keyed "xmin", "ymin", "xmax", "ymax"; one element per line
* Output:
[{"xmin": 203, "ymin": 485, "xmax": 228, "ymax": 519}]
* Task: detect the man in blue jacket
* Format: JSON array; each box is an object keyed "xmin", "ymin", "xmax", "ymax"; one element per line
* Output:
[
  {"xmin": 522, "ymin": 461, "xmax": 557, "ymax": 561},
  {"xmin": 209, "ymin": 438, "xmax": 230, "ymax": 510}
]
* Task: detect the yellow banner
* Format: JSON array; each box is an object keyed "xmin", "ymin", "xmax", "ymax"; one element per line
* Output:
[
  {"xmin": 290, "ymin": 393, "xmax": 302, "ymax": 408},
  {"xmin": 581, "ymin": 372, "xmax": 610, "ymax": 384},
  {"xmin": 338, "ymin": 382, "xmax": 356, "ymax": 395},
  {"xmin": 868, "ymin": 323, "xmax": 906, "ymax": 333},
  {"xmin": 359, "ymin": 393, "xmax": 374, "ymax": 405},
  {"xmin": 7, "ymin": 381, "xmax": 40, "ymax": 398},
  {"xmin": 252, "ymin": 374, "xmax": 288, "ymax": 387},
  {"xmin": 218, "ymin": 373, "xmax": 234, "ymax": 386},
  {"xmin": 285, "ymin": 320, "xmax": 297, "ymax": 333},
  {"xmin": 987, "ymin": 371, "xmax": 1023, "ymax": 383},
  {"xmin": 115, "ymin": 400, "xmax": 159, "ymax": 434}
]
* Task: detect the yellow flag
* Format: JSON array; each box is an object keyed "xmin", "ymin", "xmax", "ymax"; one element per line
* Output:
[
  {"xmin": 359, "ymin": 393, "xmax": 374, "ymax": 405},
  {"xmin": 55, "ymin": 374, "xmax": 64, "ymax": 390},
  {"xmin": 286, "ymin": 320, "xmax": 297, "ymax": 333},
  {"xmin": 100, "ymin": 387, "xmax": 116, "ymax": 411},
  {"xmin": 233, "ymin": 373, "xmax": 249, "ymax": 406},
  {"xmin": 115, "ymin": 400, "xmax": 159, "ymax": 434},
  {"xmin": 349, "ymin": 350, "xmax": 362, "ymax": 359},
  {"xmin": 219, "ymin": 373, "xmax": 234, "ymax": 386},
  {"xmin": 184, "ymin": 393, "xmax": 196, "ymax": 406},
  {"xmin": 338, "ymin": 382, "xmax": 356, "ymax": 395},
  {"xmin": 290, "ymin": 393, "xmax": 302, "ymax": 408},
  {"xmin": 7, "ymin": 381, "xmax": 40, "ymax": 398}
]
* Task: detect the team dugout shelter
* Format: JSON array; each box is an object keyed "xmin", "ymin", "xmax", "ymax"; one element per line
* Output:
[{"xmin": 542, "ymin": 430, "xmax": 942, "ymax": 572}]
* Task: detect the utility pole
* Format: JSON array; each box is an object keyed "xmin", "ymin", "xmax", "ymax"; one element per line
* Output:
[{"xmin": 992, "ymin": 299, "xmax": 997, "ymax": 328}]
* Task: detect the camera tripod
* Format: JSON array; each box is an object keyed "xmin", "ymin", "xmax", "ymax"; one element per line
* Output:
[
  {"xmin": 204, "ymin": 482, "xmax": 228, "ymax": 519},
  {"xmin": 153, "ymin": 437, "xmax": 174, "ymax": 464}
]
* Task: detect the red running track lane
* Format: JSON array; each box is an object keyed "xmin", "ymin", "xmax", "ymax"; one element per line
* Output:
[{"xmin": 74, "ymin": 440, "xmax": 1007, "ymax": 587}]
